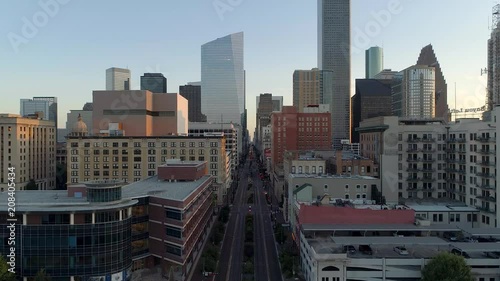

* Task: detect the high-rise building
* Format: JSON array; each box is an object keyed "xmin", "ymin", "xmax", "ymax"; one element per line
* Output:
[
  {"xmin": 318, "ymin": 0, "xmax": 351, "ymax": 149},
  {"xmin": 487, "ymin": 4, "xmax": 500, "ymax": 110},
  {"xmin": 417, "ymin": 44, "xmax": 449, "ymax": 121},
  {"xmin": 106, "ymin": 67, "xmax": 131, "ymax": 90},
  {"xmin": 272, "ymin": 96, "xmax": 283, "ymax": 112},
  {"xmin": 293, "ymin": 69, "xmax": 334, "ymax": 112},
  {"xmin": 92, "ymin": 90, "xmax": 188, "ymax": 136},
  {"xmin": 201, "ymin": 32, "xmax": 245, "ymax": 128},
  {"xmin": 179, "ymin": 83, "xmax": 206, "ymax": 122},
  {"xmin": 0, "ymin": 114, "xmax": 56, "ymax": 191},
  {"xmin": 140, "ymin": 73, "xmax": 167, "ymax": 93},
  {"xmin": 392, "ymin": 66, "xmax": 436, "ymax": 119},
  {"xmin": 351, "ymin": 79, "xmax": 392, "ymax": 142},
  {"xmin": 373, "ymin": 69, "xmax": 399, "ymax": 80},
  {"xmin": 365, "ymin": 46, "xmax": 384, "ymax": 78},
  {"xmin": 20, "ymin": 96, "xmax": 58, "ymax": 128}
]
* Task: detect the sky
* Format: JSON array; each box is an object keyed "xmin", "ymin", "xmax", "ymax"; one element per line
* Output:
[{"xmin": 0, "ymin": 0, "xmax": 497, "ymax": 138}]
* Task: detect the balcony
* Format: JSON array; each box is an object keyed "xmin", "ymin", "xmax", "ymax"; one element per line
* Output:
[
  {"xmin": 406, "ymin": 158, "xmax": 419, "ymax": 163},
  {"xmin": 476, "ymin": 206, "xmax": 496, "ymax": 214},
  {"xmin": 479, "ymin": 149, "xmax": 495, "ymax": 155},
  {"xmin": 421, "ymin": 158, "xmax": 435, "ymax": 163},
  {"xmin": 458, "ymin": 170, "xmax": 466, "ymax": 175},
  {"xmin": 406, "ymin": 177, "xmax": 420, "ymax": 182},
  {"xmin": 406, "ymin": 148, "xmax": 419, "ymax": 153},
  {"xmin": 476, "ymin": 173, "xmax": 496, "ymax": 179},
  {"xmin": 457, "ymin": 138, "xmax": 466, "ymax": 143},
  {"xmin": 479, "ymin": 161, "xmax": 495, "ymax": 166},
  {"xmin": 421, "ymin": 138, "xmax": 436, "ymax": 143},
  {"xmin": 407, "ymin": 187, "xmax": 436, "ymax": 192},
  {"xmin": 445, "ymin": 148, "xmax": 457, "ymax": 153},
  {"xmin": 422, "ymin": 149, "xmax": 436, "ymax": 152},
  {"xmin": 476, "ymin": 184, "xmax": 495, "ymax": 190},
  {"xmin": 421, "ymin": 168, "xmax": 436, "ymax": 172},
  {"xmin": 421, "ymin": 177, "xmax": 436, "ymax": 182},
  {"xmin": 444, "ymin": 167, "xmax": 458, "ymax": 173},
  {"xmin": 458, "ymin": 149, "xmax": 467, "ymax": 154},
  {"xmin": 477, "ymin": 196, "xmax": 496, "ymax": 203},
  {"xmin": 477, "ymin": 136, "xmax": 495, "ymax": 143},
  {"xmin": 406, "ymin": 138, "xmax": 421, "ymax": 143},
  {"xmin": 406, "ymin": 167, "xmax": 420, "ymax": 172}
]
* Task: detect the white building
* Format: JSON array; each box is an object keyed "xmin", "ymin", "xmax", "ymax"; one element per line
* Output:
[
  {"xmin": 358, "ymin": 106, "xmax": 500, "ymax": 228},
  {"xmin": 106, "ymin": 67, "xmax": 131, "ymax": 90}
]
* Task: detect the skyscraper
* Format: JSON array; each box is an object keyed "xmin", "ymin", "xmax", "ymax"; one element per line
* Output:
[
  {"xmin": 416, "ymin": 44, "xmax": 449, "ymax": 121},
  {"xmin": 106, "ymin": 67, "xmax": 131, "ymax": 90},
  {"xmin": 488, "ymin": 4, "xmax": 500, "ymax": 110},
  {"xmin": 365, "ymin": 46, "xmax": 384, "ymax": 79},
  {"xmin": 318, "ymin": 0, "xmax": 351, "ymax": 149},
  {"xmin": 140, "ymin": 73, "xmax": 167, "ymax": 93},
  {"xmin": 179, "ymin": 83, "xmax": 206, "ymax": 122},
  {"xmin": 20, "ymin": 96, "xmax": 58, "ymax": 130},
  {"xmin": 293, "ymin": 68, "xmax": 334, "ymax": 112},
  {"xmin": 201, "ymin": 32, "xmax": 245, "ymax": 128},
  {"xmin": 392, "ymin": 65, "xmax": 436, "ymax": 119}
]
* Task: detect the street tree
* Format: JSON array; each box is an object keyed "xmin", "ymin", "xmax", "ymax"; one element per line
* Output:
[
  {"xmin": 421, "ymin": 252, "xmax": 473, "ymax": 281},
  {"xmin": 0, "ymin": 256, "xmax": 16, "ymax": 281}
]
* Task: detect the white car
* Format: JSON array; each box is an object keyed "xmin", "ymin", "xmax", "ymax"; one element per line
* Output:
[{"xmin": 394, "ymin": 246, "xmax": 409, "ymax": 255}]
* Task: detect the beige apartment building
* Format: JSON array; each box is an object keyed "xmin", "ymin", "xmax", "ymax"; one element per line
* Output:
[
  {"xmin": 0, "ymin": 114, "xmax": 56, "ymax": 191},
  {"xmin": 66, "ymin": 135, "xmax": 230, "ymax": 205},
  {"xmin": 92, "ymin": 90, "xmax": 188, "ymax": 136}
]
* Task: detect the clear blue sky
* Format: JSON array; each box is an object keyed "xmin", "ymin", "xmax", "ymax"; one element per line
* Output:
[{"xmin": 0, "ymin": 0, "xmax": 496, "ymax": 137}]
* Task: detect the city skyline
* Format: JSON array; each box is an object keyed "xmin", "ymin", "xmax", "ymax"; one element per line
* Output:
[{"xmin": 0, "ymin": 1, "xmax": 496, "ymax": 137}]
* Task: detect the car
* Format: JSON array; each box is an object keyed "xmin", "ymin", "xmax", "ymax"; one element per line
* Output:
[
  {"xmin": 451, "ymin": 248, "xmax": 470, "ymax": 258},
  {"xmin": 394, "ymin": 246, "xmax": 409, "ymax": 255},
  {"xmin": 359, "ymin": 245, "xmax": 373, "ymax": 255},
  {"xmin": 443, "ymin": 231, "xmax": 459, "ymax": 241},
  {"xmin": 463, "ymin": 237, "xmax": 478, "ymax": 243},
  {"xmin": 343, "ymin": 245, "xmax": 356, "ymax": 254}
]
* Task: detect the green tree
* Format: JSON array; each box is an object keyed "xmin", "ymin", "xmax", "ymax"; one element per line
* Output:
[
  {"xmin": 34, "ymin": 268, "xmax": 52, "ymax": 281},
  {"xmin": 421, "ymin": 252, "xmax": 473, "ymax": 281},
  {"xmin": 0, "ymin": 256, "xmax": 16, "ymax": 281},
  {"xmin": 25, "ymin": 179, "xmax": 37, "ymax": 190}
]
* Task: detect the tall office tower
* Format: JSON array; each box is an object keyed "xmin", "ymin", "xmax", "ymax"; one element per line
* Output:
[
  {"xmin": 488, "ymin": 4, "xmax": 500, "ymax": 110},
  {"xmin": 351, "ymin": 79, "xmax": 392, "ymax": 142},
  {"xmin": 179, "ymin": 83, "xmax": 206, "ymax": 122},
  {"xmin": 293, "ymin": 68, "xmax": 334, "ymax": 112},
  {"xmin": 201, "ymin": 32, "xmax": 245, "ymax": 128},
  {"xmin": 140, "ymin": 73, "xmax": 167, "ymax": 93},
  {"xmin": 318, "ymin": 0, "xmax": 351, "ymax": 149},
  {"xmin": 0, "ymin": 114, "xmax": 56, "ymax": 191},
  {"xmin": 416, "ymin": 44, "xmax": 449, "ymax": 121},
  {"xmin": 20, "ymin": 96, "xmax": 58, "ymax": 130},
  {"xmin": 106, "ymin": 67, "xmax": 131, "ymax": 90},
  {"xmin": 392, "ymin": 65, "xmax": 436, "ymax": 119},
  {"xmin": 365, "ymin": 46, "xmax": 384, "ymax": 78}
]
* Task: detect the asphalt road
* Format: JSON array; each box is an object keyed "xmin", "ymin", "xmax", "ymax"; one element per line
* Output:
[
  {"xmin": 215, "ymin": 161, "xmax": 249, "ymax": 281},
  {"xmin": 251, "ymin": 160, "xmax": 283, "ymax": 281}
]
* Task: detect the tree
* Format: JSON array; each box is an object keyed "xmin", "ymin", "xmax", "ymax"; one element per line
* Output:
[
  {"xmin": 421, "ymin": 252, "xmax": 473, "ymax": 281},
  {"xmin": 25, "ymin": 179, "xmax": 37, "ymax": 190},
  {"xmin": 0, "ymin": 256, "xmax": 16, "ymax": 281},
  {"xmin": 34, "ymin": 268, "xmax": 52, "ymax": 281}
]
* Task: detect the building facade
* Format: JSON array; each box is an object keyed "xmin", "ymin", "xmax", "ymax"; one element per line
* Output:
[
  {"xmin": 0, "ymin": 114, "xmax": 56, "ymax": 191},
  {"xmin": 201, "ymin": 32, "xmax": 245, "ymax": 128},
  {"xmin": 392, "ymin": 65, "xmax": 436, "ymax": 119},
  {"xmin": 106, "ymin": 67, "xmax": 131, "ymax": 91},
  {"xmin": 66, "ymin": 135, "xmax": 230, "ymax": 205},
  {"xmin": 140, "ymin": 73, "xmax": 167, "ymax": 93},
  {"xmin": 293, "ymin": 69, "xmax": 334, "ymax": 115},
  {"xmin": 92, "ymin": 90, "xmax": 188, "ymax": 136},
  {"xmin": 20, "ymin": 97, "xmax": 58, "ymax": 132},
  {"xmin": 318, "ymin": 0, "xmax": 351, "ymax": 149},
  {"xmin": 416, "ymin": 44, "xmax": 449, "ymax": 121},
  {"xmin": 488, "ymin": 4, "xmax": 500, "ymax": 109},
  {"xmin": 351, "ymin": 79, "xmax": 392, "ymax": 142},
  {"xmin": 179, "ymin": 83, "xmax": 206, "ymax": 122},
  {"xmin": 365, "ymin": 46, "xmax": 384, "ymax": 79}
]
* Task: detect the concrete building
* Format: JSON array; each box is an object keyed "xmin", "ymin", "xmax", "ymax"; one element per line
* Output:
[
  {"xmin": 488, "ymin": 4, "xmax": 500, "ymax": 110},
  {"xmin": 351, "ymin": 79, "xmax": 392, "ymax": 143},
  {"xmin": 140, "ymin": 73, "xmax": 167, "ymax": 93},
  {"xmin": 20, "ymin": 96, "xmax": 58, "ymax": 134},
  {"xmin": 255, "ymin": 94, "xmax": 284, "ymax": 156},
  {"xmin": 358, "ymin": 106, "xmax": 500, "ymax": 228},
  {"xmin": 0, "ymin": 114, "xmax": 56, "ymax": 191},
  {"xmin": 188, "ymin": 122, "xmax": 242, "ymax": 172},
  {"xmin": 271, "ymin": 96, "xmax": 284, "ymax": 112},
  {"xmin": 298, "ymin": 206, "xmax": 500, "ymax": 281},
  {"xmin": 318, "ymin": 0, "xmax": 351, "ymax": 149},
  {"xmin": 92, "ymin": 90, "xmax": 188, "ymax": 136},
  {"xmin": 179, "ymin": 83, "xmax": 206, "ymax": 122},
  {"xmin": 365, "ymin": 46, "xmax": 384, "ymax": 79},
  {"xmin": 293, "ymin": 69, "xmax": 334, "ymax": 113},
  {"xmin": 106, "ymin": 67, "xmax": 131, "ymax": 90},
  {"xmin": 416, "ymin": 44, "xmax": 449, "ymax": 121},
  {"xmin": 66, "ymin": 135, "xmax": 230, "ymax": 205},
  {"xmin": 201, "ymin": 32, "xmax": 245, "ymax": 128},
  {"xmin": 0, "ymin": 162, "xmax": 215, "ymax": 281},
  {"xmin": 392, "ymin": 65, "xmax": 436, "ymax": 119}
]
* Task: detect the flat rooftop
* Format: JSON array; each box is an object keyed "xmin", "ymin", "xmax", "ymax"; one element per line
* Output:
[
  {"xmin": 302, "ymin": 223, "xmax": 461, "ymax": 232},
  {"xmin": 160, "ymin": 160, "xmax": 205, "ymax": 167},
  {"xmin": 122, "ymin": 175, "xmax": 212, "ymax": 202},
  {"xmin": 406, "ymin": 203, "xmax": 478, "ymax": 212},
  {"xmin": 290, "ymin": 174, "xmax": 378, "ymax": 180},
  {"xmin": 331, "ymin": 236, "xmax": 449, "ymax": 245}
]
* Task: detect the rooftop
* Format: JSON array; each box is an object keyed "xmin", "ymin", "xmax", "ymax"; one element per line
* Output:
[
  {"xmin": 290, "ymin": 174, "xmax": 378, "ymax": 180},
  {"xmin": 406, "ymin": 202, "xmax": 478, "ymax": 212},
  {"xmin": 301, "ymin": 223, "xmax": 459, "ymax": 232},
  {"xmin": 160, "ymin": 159, "xmax": 206, "ymax": 167},
  {"xmin": 298, "ymin": 205, "xmax": 415, "ymax": 225}
]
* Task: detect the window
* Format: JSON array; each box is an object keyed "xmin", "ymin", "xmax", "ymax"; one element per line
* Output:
[
  {"xmin": 165, "ymin": 243, "xmax": 182, "ymax": 256},
  {"xmin": 166, "ymin": 208, "xmax": 182, "ymax": 220},
  {"xmin": 166, "ymin": 226, "xmax": 182, "ymax": 238}
]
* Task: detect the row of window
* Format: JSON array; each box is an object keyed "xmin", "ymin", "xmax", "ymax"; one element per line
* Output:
[{"xmin": 74, "ymin": 141, "xmax": 220, "ymax": 148}]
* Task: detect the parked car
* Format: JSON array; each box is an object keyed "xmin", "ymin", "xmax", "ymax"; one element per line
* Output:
[
  {"xmin": 443, "ymin": 231, "xmax": 459, "ymax": 241},
  {"xmin": 343, "ymin": 245, "xmax": 356, "ymax": 254},
  {"xmin": 359, "ymin": 245, "xmax": 373, "ymax": 255},
  {"xmin": 394, "ymin": 246, "xmax": 409, "ymax": 255},
  {"xmin": 451, "ymin": 248, "xmax": 470, "ymax": 258},
  {"xmin": 463, "ymin": 237, "xmax": 478, "ymax": 243}
]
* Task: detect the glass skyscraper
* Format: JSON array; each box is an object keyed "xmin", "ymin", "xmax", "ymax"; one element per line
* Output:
[
  {"xmin": 365, "ymin": 46, "xmax": 384, "ymax": 79},
  {"xmin": 201, "ymin": 32, "xmax": 245, "ymax": 129},
  {"xmin": 20, "ymin": 96, "xmax": 58, "ymax": 130},
  {"xmin": 318, "ymin": 0, "xmax": 351, "ymax": 149},
  {"xmin": 140, "ymin": 73, "xmax": 167, "ymax": 93}
]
